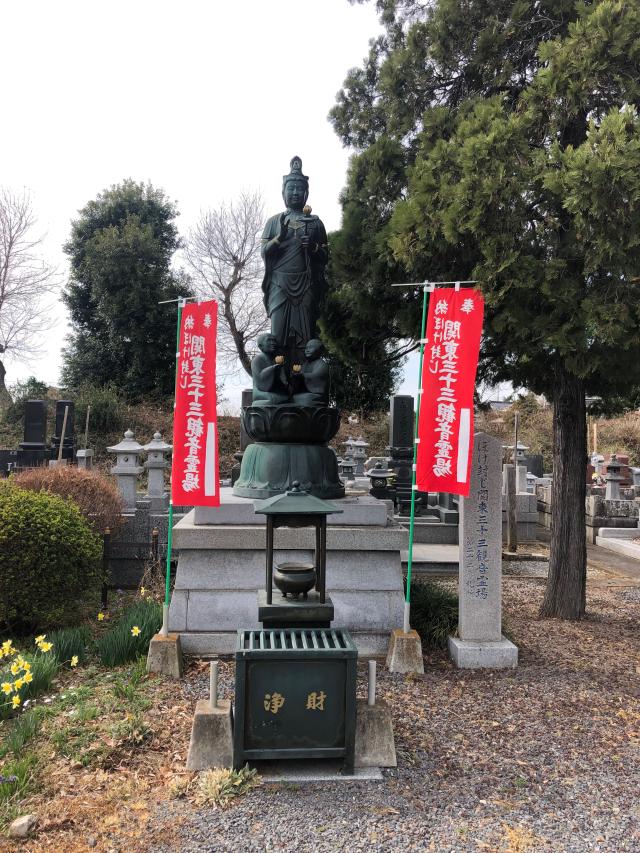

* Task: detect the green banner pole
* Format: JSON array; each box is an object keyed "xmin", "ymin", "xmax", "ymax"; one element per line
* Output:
[
  {"xmin": 161, "ymin": 297, "xmax": 187, "ymax": 636},
  {"xmin": 404, "ymin": 283, "xmax": 430, "ymax": 633}
]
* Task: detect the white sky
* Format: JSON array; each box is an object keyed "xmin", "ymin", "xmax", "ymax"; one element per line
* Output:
[{"xmin": 2, "ymin": 0, "xmax": 398, "ymax": 408}]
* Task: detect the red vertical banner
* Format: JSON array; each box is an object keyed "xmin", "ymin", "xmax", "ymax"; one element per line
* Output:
[
  {"xmin": 171, "ymin": 300, "xmax": 220, "ymax": 507},
  {"xmin": 416, "ymin": 288, "xmax": 484, "ymax": 497}
]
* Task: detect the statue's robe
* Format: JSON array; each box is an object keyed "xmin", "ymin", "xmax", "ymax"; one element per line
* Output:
[{"xmin": 261, "ymin": 211, "xmax": 328, "ymax": 356}]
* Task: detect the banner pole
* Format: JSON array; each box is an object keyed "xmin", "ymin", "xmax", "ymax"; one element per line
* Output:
[
  {"xmin": 161, "ymin": 296, "xmax": 187, "ymax": 636},
  {"xmin": 404, "ymin": 283, "xmax": 430, "ymax": 633}
]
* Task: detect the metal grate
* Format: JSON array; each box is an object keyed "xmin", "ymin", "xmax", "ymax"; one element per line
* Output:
[{"xmin": 238, "ymin": 628, "xmax": 354, "ymax": 653}]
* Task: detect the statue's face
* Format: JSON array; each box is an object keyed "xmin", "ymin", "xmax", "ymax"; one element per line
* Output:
[
  {"xmin": 304, "ymin": 340, "xmax": 322, "ymax": 359},
  {"xmin": 262, "ymin": 335, "xmax": 278, "ymax": 355},
  {"xmin": 283, "ymin": 179, "xmax": 307, "ymax": 212}
]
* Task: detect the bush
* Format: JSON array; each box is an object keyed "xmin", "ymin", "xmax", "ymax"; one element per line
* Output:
[
  {"xmin": 95, "ymin": 600, "xmax": 162, "ymax": 667},
  {"xmin": 0, "ymin": 483, "xmax": 103, "ymax": 633},
  {"xmin": 409, "ymin": 580, "xmax": 459, "ymax": 649},
  {"xmin": 3, "ymin": 377, "xmax": 51, "ymax": 425},
  {"xmin": 74, "ymin": 383, "xmax": 126, "ymax": 435},
  {"xmin": 12, "ymin": 466, "xmax": 124, "ymax": 535}
]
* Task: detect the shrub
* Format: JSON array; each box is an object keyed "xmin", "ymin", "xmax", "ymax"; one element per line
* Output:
[
  {"xmin": 74, "ymin": 383, "xmax": 126, "ymax": 435},
  {"xmin": 95, "ymin": 600, "xmax": 162, "ymax": 667},
  {"xmin": 3, "ymin": 376, "xmax": 51, "ymax": 425},
  {"xmin": 0, "ymin": 483, "xmax": 103, "ymax": 633},
  {"xmin": 12, "ymin": 467, "xmax": 123, "ymax": 535},
  {"xmin": 409, "ymin": 580, "xmax": 459, "ymax": 649}
]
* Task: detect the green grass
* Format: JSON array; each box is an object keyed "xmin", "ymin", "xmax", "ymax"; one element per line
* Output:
[
  {"xmin": 409, "ymin": 580, "xmax": 459, "ymax": 649},
  {"xmin": 95, "ymin": 600, "xmax": 162, "ymax": 667}
]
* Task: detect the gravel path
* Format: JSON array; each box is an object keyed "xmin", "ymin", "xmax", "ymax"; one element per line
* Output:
[{"xmin": 149, "ymin": 577, "xmax": 639, "ymax": 853}]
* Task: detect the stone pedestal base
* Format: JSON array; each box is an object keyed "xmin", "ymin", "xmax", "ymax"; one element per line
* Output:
[
  {"xmin": 169, "ymin": 489, "xmax": 406, "ymax": 655},
  {"xmin": 186, "ymin": 699, "xmax": 233, "ymax": 770},
  {"xmin": 354, "ymin": 699, "xmax": 396, "ymax": 768},
  {"xmin": 448, "ymin": 635, "xmax": 518, "ymax": 669},
  {"xmin": 233, "ymin": 442, "xmax": 344, "ymax": 499},
  {"xmin": 146, "ymin": 633, "xmax": 184, "ymax": 679},
  {"xmin": 385, "ymin": 628, "xmax": 424, "ymax": 674}
]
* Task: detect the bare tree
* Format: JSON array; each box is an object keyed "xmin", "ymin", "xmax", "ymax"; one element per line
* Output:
[
  {"xmin": 184, "ymin": 191, "xmax": 268, "ymax": 375},
  {"xmin": 0, "ymin": 188, "xmax": 58, "ymax": 404}
]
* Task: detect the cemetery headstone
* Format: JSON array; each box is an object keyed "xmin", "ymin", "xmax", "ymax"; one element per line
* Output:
[
  {"xmin": 18, "ymin": 400, "xmax": 49, "ymax": 467},
  {"xmin": 387, "ymin": 395, "xmax": 414, "ymax": 510},
  {"xmin": 448, "ymin": 432, "xmax": 518, "ymax": 668}
]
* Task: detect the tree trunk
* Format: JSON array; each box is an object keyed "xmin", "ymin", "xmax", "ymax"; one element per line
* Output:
[
  {"xmin": 0, "ymin": 359, "xmax": 11, "ymax": 412},
  {"xmin": 540, "ymin": 365, "xmax": 587, "ymax": 619}
]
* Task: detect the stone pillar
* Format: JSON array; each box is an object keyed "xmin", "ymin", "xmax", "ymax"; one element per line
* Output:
[
  {"xmin": 17, "ymin": 400, "xmax": 49, "ymax": 467},
  {"xmin": 387, "ymin": 395, "xmax": 414, "ymax": 514},
  {"xmin": 143, "ymin": 432, "xmax": 172, "ymax": 511},
  {"xmin": 448, "ymin": 432, "xmax": 518, "ymax": 669},
  {"xmin": 76, "ymin": 448, "xmax": 94, "ymax": 470},
  {"xmin": 107, "ymin": 429, "xmax": 144, "ymax": 512}
]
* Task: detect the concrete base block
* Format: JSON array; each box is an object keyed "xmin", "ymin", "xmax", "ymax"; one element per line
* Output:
[
  {"xmin": 186, "ymin": 699, "xmax": 233, "ymax": 770},
  {"xmin": 385, "ymin": 628, "xmax": 424, "ymax": 674},
  {"xmin": 146, "ymin": 633, "xmax": 184, "ymax": 679},
  {"xmin": 354, "ymin": 699, "xmax": 396, "ymax": 768},
  {"xmin": 448, "ymin": 635, "xmax": 518, "ymax": 669}
]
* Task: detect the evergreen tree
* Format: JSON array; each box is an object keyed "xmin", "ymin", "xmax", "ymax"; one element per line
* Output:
[
  {"xmin": 331, "ymin": 0, "xmax": 640, "ymax": 618},
  {"xmin": 62, "ymin": 180, "xmax": 190, "ymax": 399}
]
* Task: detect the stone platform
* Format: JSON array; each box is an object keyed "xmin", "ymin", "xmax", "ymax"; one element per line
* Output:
[{"xmin": 169, "ymin": 489, "xmax": 406, "ymax": 655}]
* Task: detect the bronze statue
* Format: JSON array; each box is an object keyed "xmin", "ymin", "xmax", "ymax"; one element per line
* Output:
[
  {"xmin": 261, "ymin": 156, "xmax": 328, "ymax": 366},
  {"xmin": 292, "ymin": 339, "xmax": 330, "ymax": 407},
  {"xmin": 250, "ymin": 333, "xmax": 289, "ymax": 406}
]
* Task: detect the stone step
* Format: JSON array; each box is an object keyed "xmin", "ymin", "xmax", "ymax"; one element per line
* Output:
[
  {"xmin": 402, "ymin": 544, "xmax": 458, "ymax": 575},
  {"xmin": 398, "ymin": 520, "xmax": 458, "ymax": 545}
]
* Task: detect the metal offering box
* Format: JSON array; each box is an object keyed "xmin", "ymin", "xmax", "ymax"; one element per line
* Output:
[{"xmin": 233, "ymin": 628, "xmax": 357, "ymax": 773}]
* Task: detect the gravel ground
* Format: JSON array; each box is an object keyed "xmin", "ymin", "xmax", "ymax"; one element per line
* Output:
[{"xmin": 150, "ymin": 576, "xmax": 640, "ymax": 853}]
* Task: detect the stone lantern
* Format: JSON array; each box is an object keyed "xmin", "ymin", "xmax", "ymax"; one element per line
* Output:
[
  {"xmin": 366, "ymin": 461, "xmax": 396, "ymax": 501},
  {"xmin": 339, "ymin": 457, "xmax": 356, "ymax": 482},
  {"xmin": 107, "ymin": 429, "xmax": 143, "ymax": 511},
  {"xmin": 143, "ymin": 431, "xmax": 172, "ymax": 511},
  {"xmin": 352, "ymin": 436, "xmax": 370, "ymax": 475}
]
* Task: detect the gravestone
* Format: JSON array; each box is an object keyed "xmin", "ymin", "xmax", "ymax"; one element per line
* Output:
[
  {"xmin": 387, "ymin": 395, "xmax": 414, "ymax": 510},
  {"xmin": 18, "ymin": 400, "xmax": 49, "ymax": 467},
  {"xmin": 448, "ymin": 432, "xmax": 518, "ymax": 668}
]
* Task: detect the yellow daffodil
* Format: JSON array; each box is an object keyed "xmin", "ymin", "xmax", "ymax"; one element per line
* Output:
[
  {"xmin": 70, "ymin": 655, "xmax": 79, "ymax": 668},
  {"xmin": 14, "ymin": 678, "xmax": 23, "ymax": 690},
  {"xmin": 11, "ymin": 695, "xmax": 20, "ymax": 709},
  {"xmin": 35, "ymin": 635, "xmax": 46, "ymax": 644},
  {"xmin": 10, "ymin": 662, "xmax": 20, "ymax": 676},
  {"xmin": 140, "ymin": 586, "xmax": 146, "ymax": 597},
  {"xmin": 1, "ymin": 682, "xmax": 13, "ymax": 695},
  {"xmin": 21, "ymin": 661, "xmax": 31, "ymax": 672},
  {"xmin": 97, "ymin": 613, "xmax": 105, "ymax": 621},
  {"xmin": 2, "ymin": 640, "xmax": 13, "ymax": 653},
  {"xmin": 39, "ymin": 642, "xmax": 53, "ymax": 653},
  {"xmin": 23, "ymin": 672, "xmax": 33, "ymax": 684},
  {"xmin": 131, "ymin": 626, "xmax": 141, "ymax": 637}
]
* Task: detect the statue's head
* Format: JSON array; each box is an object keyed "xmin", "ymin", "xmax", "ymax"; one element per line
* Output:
[
  {"xmin": 282, "ymin": 156, "xmax": 309, "ymax": 212},
  {"xmin": 304, "ymin": 339, "xmax": 325, "ymax": 360},
  {"xmin": 257, "ymin": 333, "xmax": 278, "ymax": 355}
]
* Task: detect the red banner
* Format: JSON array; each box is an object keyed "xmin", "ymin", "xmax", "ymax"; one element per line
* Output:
[
  {"xmin": 416, "ymin": 288, "xmax": 484, "ymax": 497},
  {"xmin": 171, "ymin": 300, "xmax": 220, "ymax": 507}
]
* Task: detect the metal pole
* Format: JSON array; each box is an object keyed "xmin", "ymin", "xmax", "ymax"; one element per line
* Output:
[
  {"xmin": 209, "ymin": 660, "xmax": 218, "ymax": 710},
  {"xmin": 162, "ymin": 297, "xmax": 187, "ymax": 636},
  {"xmin": 367, "ymin": 660, "xmax": 377, "ymax": 706},
  {"xmin": 57, "ymin": 405, "xmax": 69, "ymax": 463},
  {"xmin": 405, "ymin": 283, "xmax": 430, "ymax": 633}
]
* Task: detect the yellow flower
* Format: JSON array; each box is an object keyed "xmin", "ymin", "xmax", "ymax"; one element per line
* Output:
[
  {"xmin": 10, "ymin": 662, "xmax": 20, "ymax": 676},
  {"xmin": 1, "ymin": 682, "xmax": 13, "ymax": 695},
  {"xmin": 14, "ymin": 678, "xmax": 23, "ymax": 690},
  {"xmin": 97, "ymin": 612, "xmax": 105, "ymax": 621},
  {"xmin": 131, "ymin": 626, "xmax": 141, "ymax": 637},
  {"xmin": 39, "ymin": 642, "xmax": 53, "ymax": 653},
  {"xmin": 2, "ymin": 640, "xmax": 13, "ymax": 653},
  {"xmin": 23, "ymin": 672, "xmax": 33, "ymax": 684},
  {"xmin": 35, "ymin": 634, "xmax": 46, "ymax": 644},
  {"xmin": 70, "ymin": 655, "xmax": 79, "ymax": 668},
  {"xmin": 11, "ymin": 695, "xmax": 20, "ymax": 709},
  {"xmin": 21, "ymin": 661, "xmax": 31, "ymax": 672},
  {"xmin": 140, "ymin": 586, "xmax": 146, "ymax": 597}
]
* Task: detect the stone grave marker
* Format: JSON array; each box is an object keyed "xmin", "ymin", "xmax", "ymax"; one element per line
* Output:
[{"xmin": 448, "ymin": 432, "xmax": 518, "ymax": 668}]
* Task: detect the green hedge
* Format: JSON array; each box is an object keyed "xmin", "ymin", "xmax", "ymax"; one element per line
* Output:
[{"xmin": 0, "ymin": 483, "xmax": 103, "ymax": 633}]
